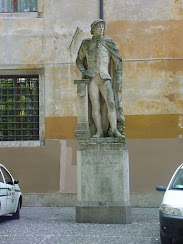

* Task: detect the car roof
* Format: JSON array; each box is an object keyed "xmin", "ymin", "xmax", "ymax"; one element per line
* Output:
[
  {"xmin": 0, "ymin": 164, "xmax": 11, "ymax": 173},
  {"xmin": 180, "ymin": 164, "xmax": 183, "ymax": 169}
]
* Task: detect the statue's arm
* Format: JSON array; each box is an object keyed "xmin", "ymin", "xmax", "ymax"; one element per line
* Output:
[
  {"xmin": 76, "ymin": 43, "xmax": 86, "ymax": 74},
  {"xmin": 111, "ymin": 54, "xmax": 123, "ymax": 90},
  {"xmin": 111, "ymin": 53, "xmax": 125, "ymax": 122}
]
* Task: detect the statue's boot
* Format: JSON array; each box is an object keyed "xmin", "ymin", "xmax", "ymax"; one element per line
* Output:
[
  {"xmin": 112, "ymin": 130, "xmax": 125, "ymax": 138},
  {"xmin": 92, "ymin": 130, "xmax": 103, "ymax": 138}
]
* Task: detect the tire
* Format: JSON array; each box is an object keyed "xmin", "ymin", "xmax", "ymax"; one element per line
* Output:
[
  {"xmin": 12, "ymin": 200, "xmax": 20, "ymax": 220},
  {"xmin": 160, "ymin": 232, "xmax": 172, "ymax": 244}
]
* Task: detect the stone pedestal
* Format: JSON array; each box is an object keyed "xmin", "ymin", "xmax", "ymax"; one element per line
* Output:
[
  {"xmin": 74, "ymin": 79, "xmax": 132, "ymax": 224},
  {"xmin": 76, "ymin": 143, "xmax": 131, "ymax": 224}
]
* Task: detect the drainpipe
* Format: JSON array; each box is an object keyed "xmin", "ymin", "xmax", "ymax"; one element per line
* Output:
[{"xmin": 100, "ymin": 0, "xmax": 103, "ymax": 19}]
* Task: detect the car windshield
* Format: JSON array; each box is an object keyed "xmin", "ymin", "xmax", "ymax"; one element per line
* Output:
[{"xmin": 171, "ymin": 168, "xmax": 183, "ymax": 190}]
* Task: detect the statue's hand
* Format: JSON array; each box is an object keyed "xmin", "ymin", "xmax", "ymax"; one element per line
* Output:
[{"xmin": 82, "ymin": 70, "xmax": 86, "ymax": 79}]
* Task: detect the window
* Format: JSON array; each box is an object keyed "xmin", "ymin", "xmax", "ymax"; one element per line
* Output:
[
  {"xmin": 1, "ymin": 167, "xmax": 13, "ymax": 185},
  {"xmin": 171, "ymin": 169, "xmax": 183, "ymax": 189},
  {"xmin": 0, "ymin": 170, "xmax": 4, "ymax": 183},
  {"xmin": 0, "ymin": 0, "xmax": 37, "ymax": 12},
  {"xmin": 0, "ymin": 75, "xmax": 39, "ymax": 142}
]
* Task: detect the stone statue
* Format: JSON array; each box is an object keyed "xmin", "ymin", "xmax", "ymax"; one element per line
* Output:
[{"xmin": 76, "ymin": 19, "xmax": 125, "ymax": 138}]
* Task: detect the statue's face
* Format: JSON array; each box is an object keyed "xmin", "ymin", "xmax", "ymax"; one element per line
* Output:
[{"xmin": 92, "ymin": 23, "xmax": 104, "ymax": 37}]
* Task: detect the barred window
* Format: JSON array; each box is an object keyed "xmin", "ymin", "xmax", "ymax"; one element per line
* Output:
[
  {"xmin": 0, "ymin": 75, "xmax": 39, "ymax": 141},
  {"xmin": 0, "ymin": 0, "xmax": 37, "ymax": 12}
]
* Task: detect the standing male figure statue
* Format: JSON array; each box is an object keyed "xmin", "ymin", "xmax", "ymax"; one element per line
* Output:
[{"xmin": 76, "ymin": 19, "xmax": 125, "ymax": 138}]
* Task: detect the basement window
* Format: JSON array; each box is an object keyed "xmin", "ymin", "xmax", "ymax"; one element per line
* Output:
[
  {"xmin": 0, "ymin": 75, "xmax": 39, "ymax": 142},
  {"xmin": 0, "ymin": 0, "xmax": 38, "ymax": 12}
]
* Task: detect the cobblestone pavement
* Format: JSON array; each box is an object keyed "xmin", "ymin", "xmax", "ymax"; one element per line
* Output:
[{"xmin": 0, "ymin": 207, "xmax": 161, "ymax": 244}]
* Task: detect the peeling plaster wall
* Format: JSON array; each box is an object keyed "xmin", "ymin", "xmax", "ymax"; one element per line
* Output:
[
  {"xmin": 0, "ymin": 17, "xmax": 43, "ymax": 64},
  {"xmin": 0, "ymin": 0, "xmax": 182, "ymax": 202},
  {"xmin": 43, "ymin": 0, "xmax": 99, "ymax": 117},
  {"xmin": 104, "ymin": 0, "xmax": 183, "ymax": 22}
]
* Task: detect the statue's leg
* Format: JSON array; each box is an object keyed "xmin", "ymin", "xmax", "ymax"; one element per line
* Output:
[
  {"xmin": 100, "ymin": 79, "xmax": 123, "ymax": 138},
  {"xmin": 89, "ymin": 76, "xmax": 103, "ymax": 137}
]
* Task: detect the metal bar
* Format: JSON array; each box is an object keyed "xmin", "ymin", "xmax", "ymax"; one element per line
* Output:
[
  {"xmin": 0, "ymin": 75, "xmax": 39, "ymax": 141},
  {"xmin": 1, "ymin": 122, "xmax": 39, "ymax": 124},
  {"xmin": 1, "ymin": 128, "xmax": 39, "ymax": 131},
  {"xmin": 15, "ymin": 78, "xmax": 19, "ymax": 136},
  {"xmin": 100, "ymin": 0, "xmax": 103, "ymax": 19},
  {"xmin": 13, "ymin": 0, "xmax": 17, "ymax": 12},
  {"xmin": 2, "ymin": 115, "xmax": 39, "ymax": 117}
]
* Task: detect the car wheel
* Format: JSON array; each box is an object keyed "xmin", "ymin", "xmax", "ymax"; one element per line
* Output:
[
  {"xmin": 12, "ymin": 200, "xmax": 20, "ymax": 220},
  {"xmin": 160, "ymin": 232, "xmax": 172, "ymax": 244}
]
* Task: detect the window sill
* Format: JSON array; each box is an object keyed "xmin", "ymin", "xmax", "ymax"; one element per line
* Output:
[
  {"xmin": 0, "ymin": 140, "xmax": 44, "ymax": 147},
  {"xmin": 0, "ymin": 12, "xmax": 42, "ymax": 19}
]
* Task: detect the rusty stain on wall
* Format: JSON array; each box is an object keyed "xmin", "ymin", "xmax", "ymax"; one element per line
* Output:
[
  {"xmin": 174, "ymin": 0, "xmax": 181, "ymax": 3},
  {"xmin": 123, "ymin": 60, "xmax": 183, "ymax": 115},
  {"xmin": 105, "ymin": 20, "xmax": 183, "ymax": 59}
]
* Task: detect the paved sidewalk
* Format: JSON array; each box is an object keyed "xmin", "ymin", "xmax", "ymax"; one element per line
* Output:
[{"xmin": 0, "ymin": 207, "xmax": 161, "ymax": 244}]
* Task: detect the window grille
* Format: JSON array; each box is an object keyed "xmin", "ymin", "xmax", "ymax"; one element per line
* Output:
[
  {"xmin": 0, "ymin": 75, "xmax": 39, "ymax": 141},
  {"xmin": 0, "ymin": 0, "xmax": 37, "ymax": 12}
]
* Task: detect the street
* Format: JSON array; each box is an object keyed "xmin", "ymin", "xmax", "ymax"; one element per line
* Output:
[{"xmin": 0, "ymin": 207, "xmax": 161, "ymax": 244}]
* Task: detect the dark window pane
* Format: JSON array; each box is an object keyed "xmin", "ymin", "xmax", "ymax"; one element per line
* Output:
[
  {"xmin": 172, "ymin": 169, "xmax": 183, "ymax": 189},
  {"xmin": 0, "ymin": 75, "xmax": 39, "ymax": 141},
  {"xmin": 0, "ymin": 0, "xmax": 14, "ymax": 12},
  {"xmin": 17, "ymin": 0, "xmax": 37, "ymax": 12},
  {"xmin": 1, "ymin": 167, "xmax": 13, "ymax": 185},
  {"xmin": 0, "ymin": 170, "xmax": 4, "ymax": 183},
  {"xmin": 0, "ymin": 0, "xmax": 38, "ymax": 12}
]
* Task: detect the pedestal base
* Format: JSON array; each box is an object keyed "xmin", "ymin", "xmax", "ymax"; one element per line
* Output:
[
  {"xmin": 76, "ymin": 205, "xmax": 132, "ymax": 224},
  {"xmin": 77, "ymin": 147, "xmax": 132, "ymax": 224}
]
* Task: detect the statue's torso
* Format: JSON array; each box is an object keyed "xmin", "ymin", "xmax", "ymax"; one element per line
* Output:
[{"xmin": 85, "ymin": 40, "xmax": 111, "ymax": 79}]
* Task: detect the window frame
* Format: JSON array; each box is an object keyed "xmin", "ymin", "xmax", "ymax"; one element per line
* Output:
[
  {"xmin": 0, "ymin": 0, "xmax": 43, "ymax": 18},
  {"xmin": 0, "ymin": 0, "xmax": 38, "ymax": 13},
  {"xmin": 1, "ymin": 166, "xmax": 13, "ymax": 185},
  {"xmin": 0, "ymin": 69, "xmax": 45, "ymax": 147},
  {"xmin": 0, "ymin": 168, "xmax": 4, "ymax": 183},
  {"xmin": 170, "ymin": 168, "xmax": 183, "ymax": 190}
]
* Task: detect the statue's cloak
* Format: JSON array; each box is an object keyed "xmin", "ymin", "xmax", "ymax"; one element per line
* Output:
[
  {"xmin": 101, "ymin": 37, "xmax": 122, "ymax": 61},
  {"xmin": 77, "ymin": 37, "xmax": 124, "ymax": 136}
]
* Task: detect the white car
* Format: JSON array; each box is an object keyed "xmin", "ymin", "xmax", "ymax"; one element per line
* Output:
[
  {"xmin": 156, "ymin": 164, "xmax": 183, "ymax": 244},
  {"xmin": 0, "ymin": 164, "xmax": 22, "ymax": 219}
]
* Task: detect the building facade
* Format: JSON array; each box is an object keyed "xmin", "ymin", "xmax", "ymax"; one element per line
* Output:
[{"xmin": 0, "ymin": 0, "xmax": 183, "ymax": 207}]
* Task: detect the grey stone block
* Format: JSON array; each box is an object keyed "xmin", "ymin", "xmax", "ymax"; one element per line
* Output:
[{"xmin": 76, "ymin": 205, "xmax": 132, "ymax": 224}]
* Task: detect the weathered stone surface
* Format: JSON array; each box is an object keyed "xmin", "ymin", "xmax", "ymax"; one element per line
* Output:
[
  {"xmin": 77, "ymin": 149, "xmax": 130, "ymax": 202},
  {"xmin": 76, "ymin": 148, "xmax": 131, "ymax": 223},
  {"xmin": 76, "ymin": 20, "xmax": 125, "ymax": 138},
  {"xmin": 104, "ymin": 0, "xmax": 183, "ymax": 22},
  {"xmin": 76, "ymin": 206, "xmax": 132, "ymax": 224}
]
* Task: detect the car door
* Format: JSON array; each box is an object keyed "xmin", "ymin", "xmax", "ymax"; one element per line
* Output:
[
  {"xmin": 0, "ymin": 168, "xmax": 7, "ymax": 215},
  {"xmin": 1, "ymin": 166, "xmax": 15, "ymax": 213}
]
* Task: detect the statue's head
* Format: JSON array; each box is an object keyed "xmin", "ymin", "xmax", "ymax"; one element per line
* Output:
[{"xmin": 91, "ymin": 19, "xmax": 105, "ymax": 36}]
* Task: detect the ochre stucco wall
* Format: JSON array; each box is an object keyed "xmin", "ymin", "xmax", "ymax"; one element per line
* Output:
[{"xmin": 0, "ymin": 0, "xmax": 182, "ymax": 197}]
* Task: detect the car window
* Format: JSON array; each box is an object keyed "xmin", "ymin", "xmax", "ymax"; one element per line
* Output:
[
  {"xmin": 0, "ymin": 167, "xmax": 13, "ymax": 185},
  {"xmin": 0, "ymin": 170, "xmax": 4, "ymax": 183},
  {"xmin": 171, "ymin": 169, "xmax": 183, "ymax": 189}
]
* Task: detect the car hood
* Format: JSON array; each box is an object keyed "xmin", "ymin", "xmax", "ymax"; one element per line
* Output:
[{"xmin": 162, "ymin": 189, "xmax": 183, "ymax": 208}]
